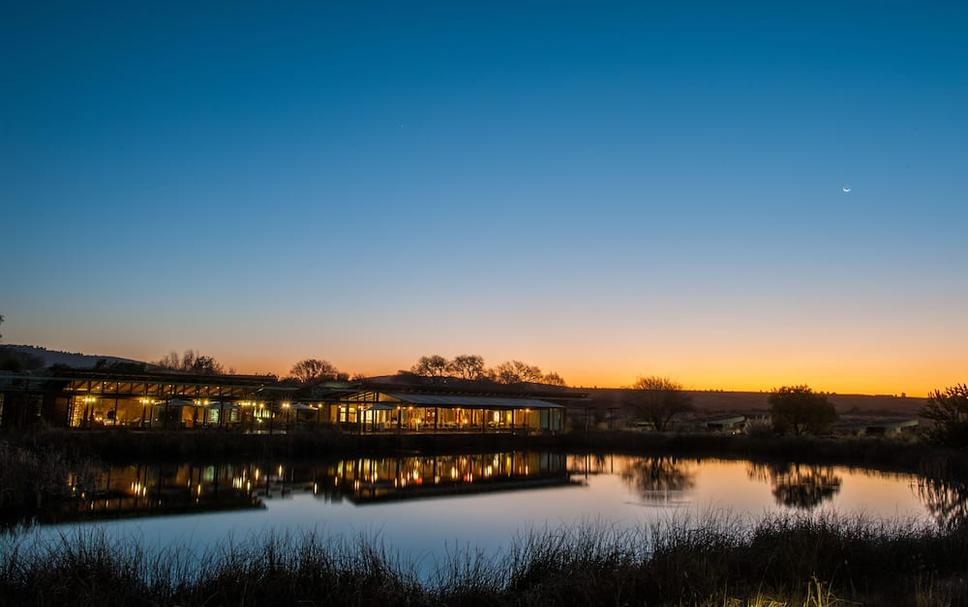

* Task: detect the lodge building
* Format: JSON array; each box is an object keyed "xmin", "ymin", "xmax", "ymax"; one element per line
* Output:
[{"xmin": 0, "ymin": 370, "xmax": 580, "ymax": 434}]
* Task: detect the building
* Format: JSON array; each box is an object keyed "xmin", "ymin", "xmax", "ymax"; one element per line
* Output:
[
  {"xmin": 0, "ymin": 370, "xmax": 583, "ymax": 434},
  {"xmin": 298, "ymin": 375, "xmax": 578, "ymax": 434}
]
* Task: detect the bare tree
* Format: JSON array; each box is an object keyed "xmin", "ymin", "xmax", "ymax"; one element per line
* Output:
[
  {"xmin": 542, "ymin": 372, "xmax": 567, "ymax": 386},
  {"xmin": 290, "ymin": 358, "xmax": 341, "ymax": 384},
  {"xmin": 629, "ymin": 376, "xmax": 694, "ymax": 432},
  {"xmin": 412, "ymin": 355, "xmax": 450, "ymax": 377},
  {"xmin": 493, "ymin": 360, "xmax": 544, "ymax": 384},
  {"xmin": 447, "ymin": 354, "xmax": 487, "ymax": 380},
  {"xmin": 157, "ymin": 351, "xmax": 181, "ymax": 370},
  {"xmin": 156, "ymin": 349, "xmax": 225, "ymax": 375},
  {"xmin": 0, "ymin": 313, "xmax": 4, "ymax": 341}
]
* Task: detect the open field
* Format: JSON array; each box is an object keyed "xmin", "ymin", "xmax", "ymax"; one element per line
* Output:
[{"xmin": 583, "ymin": 388, "xmax": 927, "ymax": 417}]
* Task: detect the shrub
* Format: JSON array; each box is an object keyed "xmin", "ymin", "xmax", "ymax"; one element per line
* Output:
[
  {"xmin": 768, "ymin": 386, "xmax": 837, "ymax": 436},
  {"xmin": 922, "ymin": 384, "xmax": 968, "ymax": 447}
]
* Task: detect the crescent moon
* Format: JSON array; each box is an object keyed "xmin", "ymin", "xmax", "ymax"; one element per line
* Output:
[{"xmin": 842, "ymin": 186, "xmax": 851, "ymax": 193}]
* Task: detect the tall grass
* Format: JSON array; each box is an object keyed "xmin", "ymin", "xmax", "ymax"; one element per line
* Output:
[{"xmin": 2, "ymin": 514, "xmax": 967, "ymax": 606}]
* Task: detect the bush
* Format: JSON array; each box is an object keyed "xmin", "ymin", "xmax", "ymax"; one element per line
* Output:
[
  {"xmin": 768, "ymin": 386, "xmax": 837, "ymax": 436},
  {"xmin": 922, "ymin": 384, "xmax": 968, "ymax": 447}
]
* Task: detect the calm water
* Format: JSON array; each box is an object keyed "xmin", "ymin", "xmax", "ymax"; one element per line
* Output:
[{"xmin": 6, "ymin": 451, "xmax": 959, "ymax": 569}]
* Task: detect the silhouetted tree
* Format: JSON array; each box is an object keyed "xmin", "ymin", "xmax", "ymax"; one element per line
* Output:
[
  {"xmin": 290, "ymin": 358, "xmax": 341, "ymax": 384},
  {"xmin": 493, "ymin": 360, "xmax": 544, "ymax": 384},
  {"xmin": 411, "ymin": 355, "xmax": 450, "ymax": 377},
  {"xmin": 542, "ymin": 372, "xmax": 567, "ymax": 387},
  {"xmin": 922, "ymin": 384, "xmax": 968, "ymax": 447},
  {"xmin": 0, "ymin": 313, "xmax": 4, "ymax": 341},
  {"xmin": 768, "ymin": 385, "xmax": 837, "ymax": 436},
  {"xmin": 156, "ymin": 349, "xmax": 225, "ymax": 375},
  {"xmin": 629, "ymin": 376, "xmax": 694, "ymax": 431},
  {"xmin": 447, "ymin": 354, "xmax": 488, "ymax": 380}
]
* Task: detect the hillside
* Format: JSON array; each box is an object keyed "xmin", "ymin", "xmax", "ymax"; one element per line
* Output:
[{"xmin": 0, "ymin": 344, "xmax": 149, "ymax": 370}]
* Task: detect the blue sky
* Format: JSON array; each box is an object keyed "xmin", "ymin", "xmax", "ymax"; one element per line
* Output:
[{"xmin": 2, "ymin": 1, "xmax": 966, "ymax": 392}]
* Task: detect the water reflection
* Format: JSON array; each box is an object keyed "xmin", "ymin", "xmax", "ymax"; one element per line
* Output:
[
  {"xmin": 311, "ymin": 452, "xmax": 573, "ymax": 503},
  {"xmin": 916, "ymin": 476, "xmax": 968, "ymax": 528},
  {"xmin": 619, "ymin": 457, "xmax": 696, "ymax": 504},
  {"xmin": 5, "ymin": 452, "xmax": 956, "ymax": 533},
  {"xmin": 747, "ymin": 463, "xmax": 843, "ymax": 510},
  {"xmin": 11, "ymin": 452, "xmax": 573, "ymax": 527},
  {"xmin": 44, "ymin": 463, "xmax": 264, "ymax": 526}
]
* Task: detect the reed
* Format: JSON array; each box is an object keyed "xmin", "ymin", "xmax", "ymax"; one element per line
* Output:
[{"xmin": 2, "ymin": 514, "xmax": 967, "ymax": 606}]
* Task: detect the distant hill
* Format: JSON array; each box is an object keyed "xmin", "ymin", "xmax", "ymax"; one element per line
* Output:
[
  {"xmin": 0, "ymin": 344, "xmax": 150, "ymax": 370},
  {"xmin": 583, "ymin": 388, "xmax": 926, "ymax": 417}
]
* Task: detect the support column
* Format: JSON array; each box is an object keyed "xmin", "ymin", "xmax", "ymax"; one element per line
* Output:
[{"xmin": 112, "ymin": 384, "xmax": 120, "ymax": 428}]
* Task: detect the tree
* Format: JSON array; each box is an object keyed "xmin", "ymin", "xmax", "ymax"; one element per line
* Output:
[
  {"xmin": 629, "ymin": 376, "xmax": 694, "ymax": 432},
  {"xmin": 542, "ymin": 372, "xmax": 567, "ymax": 387},
  {"xmin": 922, "ymin": 384, "xmax": 968, "ymax": 446},
  {"xmin": 411, "ymin": 355, "xmax": 450, "ymax": 377},
  {"xmin": 0, "ymin": 313, "xmax": 4, "ymax": 340},
  {"xmin": 493, "ymin": 360, "xmax": 544, "ymax": 384},
  {"xmin": 767, "ymin": 385, "xmax": 837, "ymax": 436},
  {"xmin": 290, "ymin": 358, "xmax": 341, "ymax": 385},
  {"xmin": 447, "ymin": 354, "xmax": 488, "ymax": 380},
  {"xmin": 156, "ymin": 349, "xmax": 225, "ymax": 375}
]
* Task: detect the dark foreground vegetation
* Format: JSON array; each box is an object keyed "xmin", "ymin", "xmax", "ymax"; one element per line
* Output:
[{"xmin": 2, "ymin": 515, "xmax": 968, "ymax": 606}]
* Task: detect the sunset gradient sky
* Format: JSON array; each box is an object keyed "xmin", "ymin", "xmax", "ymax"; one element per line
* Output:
[{"xmin": 2, "ymin": 2, "xmax": 966, "ymax": 395}]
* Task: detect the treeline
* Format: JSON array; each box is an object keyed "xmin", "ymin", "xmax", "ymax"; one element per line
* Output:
[
  {"xmin": 281, "ymin": 354, "xmax": 567, "ymax": 387},
  {"xmin": 408, "ymin": 354, "xmax": 566, "ymax": 386}
]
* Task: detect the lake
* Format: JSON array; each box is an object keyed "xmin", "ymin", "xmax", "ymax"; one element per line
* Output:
[{"xmin": 5, "ymin": 451, "xmax": 959, "ymax": 572}]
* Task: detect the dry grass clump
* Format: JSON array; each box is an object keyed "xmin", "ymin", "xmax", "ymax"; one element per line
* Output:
[{"xmin": 2, "ymin": 514, "xmax": 968, "ymax": 606}]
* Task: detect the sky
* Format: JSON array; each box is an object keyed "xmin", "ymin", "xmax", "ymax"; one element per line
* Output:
[{"xmin": 1, "ymin": 1, "xmax": 966, "ymax": 395}]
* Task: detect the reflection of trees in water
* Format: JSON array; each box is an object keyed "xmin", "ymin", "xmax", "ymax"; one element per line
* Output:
[
  {"xmin": 748, "ymin": 463, "xmax": 842, "ymax": 510},
  {"xmin": 916, "ymin": 476, "xmax": 968, "ymax": 529},
  {"xmin": 620, "ymin": 457, "xmax": 695, "ymax": 503}
]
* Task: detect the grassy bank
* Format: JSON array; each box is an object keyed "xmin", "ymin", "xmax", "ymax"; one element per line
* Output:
[
  {"xmin": 1, "ymin": 428, "xmax": 564, "ymax": 461},
  {"xmin": 2, "ymin": 515, "xmax": 967, "ymax": 606}
]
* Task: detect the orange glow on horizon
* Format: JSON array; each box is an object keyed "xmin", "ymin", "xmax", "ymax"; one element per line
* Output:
[{"xmin": 219, "ymin": 354, "xmax": 955, "ymax": 398}]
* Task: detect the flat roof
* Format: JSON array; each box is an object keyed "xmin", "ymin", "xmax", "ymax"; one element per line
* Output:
[{"xmin": 386, "ymin": 392, "xmax": 563, "ymax": 409}]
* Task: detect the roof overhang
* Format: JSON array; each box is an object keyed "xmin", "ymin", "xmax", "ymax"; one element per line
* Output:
[{"xmin": 385, "ymin": 392, "xmax": 563, "ymax": 409}]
